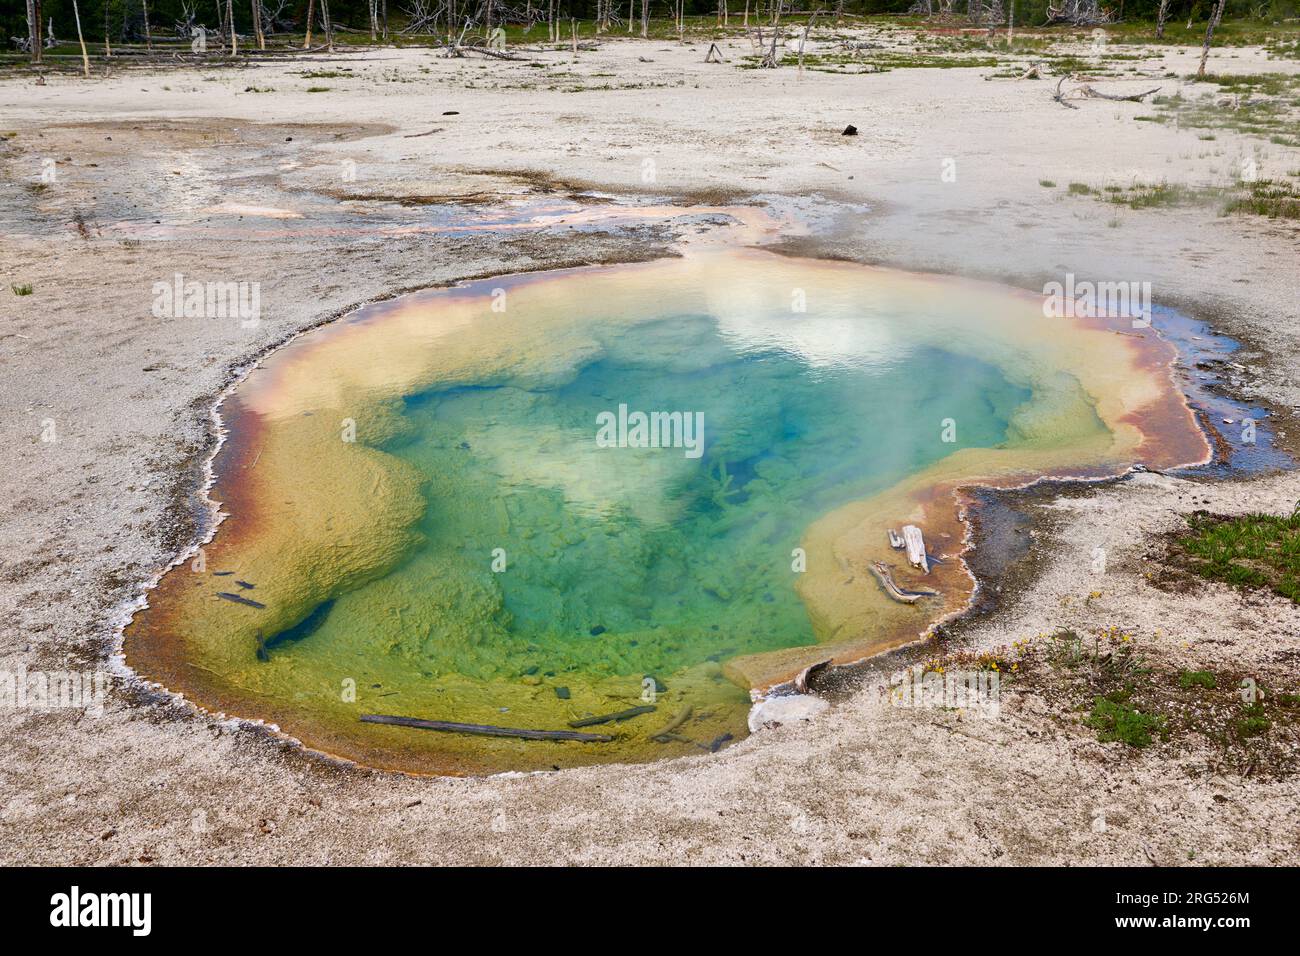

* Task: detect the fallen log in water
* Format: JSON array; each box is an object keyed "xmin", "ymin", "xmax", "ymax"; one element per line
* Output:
[
  {"xmin": 568, "ymin": 705, "xmax": 657, "ymax": 728},
  {"xmin": 217, "ymin": 591, "xmax": 266, "ymax": 609},
  {"xmin": 360, "ymin": 714, "xmax": 612, "ymax": 742},
  {"xmin": 870, "ymin": 562, "xmax": 939, "ymax": 605},
  {"xmin": 649, "ymin": 705, "xmax": 693, "ymax": 742}
]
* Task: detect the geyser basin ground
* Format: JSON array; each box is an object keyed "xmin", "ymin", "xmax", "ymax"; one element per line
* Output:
[{"xmin": 124, "ymin": 248, "xmax": 1209, "ymax": 775}]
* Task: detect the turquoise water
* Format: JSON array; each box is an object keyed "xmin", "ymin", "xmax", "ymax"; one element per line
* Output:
[{"xmin": 275, "ymin": 312, "xmax": 1031, "ymax": 684}]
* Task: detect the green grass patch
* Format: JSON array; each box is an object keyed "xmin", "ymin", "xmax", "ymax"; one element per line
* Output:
[
  {"xmin": 1178, "ymin": 670, "xmax": 1217, "ymax": 690},
  {"xmin": 1223, "ymin": 179, "xmax": 1300, "ymax": 220},
  {"xmin": 1088, "ymin": 691, "xmax": 1167, "ymax": 748},
  {"xmin": 1173, "ymin": 505, "xmax": 1300, "ymax": 603}
]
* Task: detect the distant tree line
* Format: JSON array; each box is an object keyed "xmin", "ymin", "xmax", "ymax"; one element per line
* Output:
[{"xmin": 6, "ymin": 0, "xmax": 1298, "ymax": 51}]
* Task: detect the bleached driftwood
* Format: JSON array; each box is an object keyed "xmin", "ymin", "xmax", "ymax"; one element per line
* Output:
[
  {"xmin": 887, "ymin": 528, "xmax": 905, "ymax": 550},
  {"xmin": 870, "ymin": 562, "xmax": 939, "ymax": 605},
  {"xmin": 794, "ymin": 659, "xmax": 833, "ymax": 694},
  {"xmin": 1077, "ymin": 85, "xmax": 1162, "ymax": 102},
  {"xmin": 902, "ymin": 524, "xmax": 929, "ymax": 573}
]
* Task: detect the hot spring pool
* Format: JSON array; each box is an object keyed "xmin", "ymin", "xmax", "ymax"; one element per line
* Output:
[{"xmin": 124, "ymin": 248, "xmax": 1208, "ymax": 774}]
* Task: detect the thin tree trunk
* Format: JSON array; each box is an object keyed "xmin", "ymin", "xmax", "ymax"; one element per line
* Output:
[
  {"xmin": 251, "ymin": 0, "xmax": 265, "ymax": 49},
  {"xmin": 641, "ymin": 0, "xmax": 648, "ymax": 37},
  {"xmin": 744, "ymin": 0, "xmax": 749, "ymax": 27},
  {"xmin": 305, "ymin": 0, "xmax": 315, "ymax": 47},
  {"xmin": 26, "ymin": 0, "xmax": 37, "ymax": 60},
  {"xmin": 72, "ymin": 0, "xmax": 89, "ymax": 76},
  {"xmin": 33, "ymin": 0, "xmax": 43, "ymax": 64},
  {"xmin": 1155, "ymin": 0, "xmax": 1169, "ymax": 39},
  {"xmin": 142, "ymin": 0, "xmax": 152, "ymax": 49},
  {"xmin": 227, "ymin": 0, "xmax": 237, "ymax": 55},
  {"xmin": 1197, "ymin": 0, "xmax": 1225, "ymax": 77},
  {"xmin": 382, "ymin": 0, "xmax": 389, "ymax": 39},
  {"xmin": 320, "ymin": 0, "xmax": 334, "ymax": 52},
  {"xmin": 104, "ymin": 0, "xmax": 112, "ymax": 55}
]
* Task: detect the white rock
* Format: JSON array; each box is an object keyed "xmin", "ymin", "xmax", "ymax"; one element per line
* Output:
[{"xmin": 747, "ymin": 693, "xmax": 829, "ymax": 733}]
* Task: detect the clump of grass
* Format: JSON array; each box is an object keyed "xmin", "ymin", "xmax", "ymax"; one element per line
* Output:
[
  {"xmin": 11, "ymin": 283, "xmax": 33, "ymax": 296},
  {"xmin": 1089, "ymin": 691, "xmax": 1168, "ymax": 748},
  {"xmin": 1039, "ymin": 179, "xmax": 1056, "ymax": 188},
  {"xmin": 1178, "ymin": 670, "xmax": 1217, "ymax": 689},
  {"xmin": 1172, "ymin": 504, "xmax": 1300, "ymax": 603},
  {"xmin": 1224, "ymin": 179, "xmax": 1300, "ymax": 220},
  {"xmin": 1113, "ymin": 182, "xmax": 1217, "ymax": 209},
  {"xmin": 970, "ymin": 629, "xmax": 1299, "ymax": 772},
  {"xmin": 305, "ymin": 86, "xmax": 332, "ymax": 94},
  {"xmin": 1067, "ymin": 182, "xmax": 1095, "ymax": 196},
  {"xmin": 1237, "ymin": 704, "xmax": 1271, "ymax": 738}
]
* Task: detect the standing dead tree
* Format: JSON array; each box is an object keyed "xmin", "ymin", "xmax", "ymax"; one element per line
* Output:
[
  {"xmin": 1044, "ymin": 0, "xmax": 1111, "ymax": 24},
  {"xmin": 25, "ymin": 0, "xmax": 43, "ymax": 64},
  {"xmin": 1155, "ymin": 0, "xmax": 1171, "ymax": 38},
  {"xmin": 1197, "ymin": 0, "xmax": 1227, "ymax": 77},
  {"xmin": 72, "ymin": 0, "xmax": 89, "ymax": 76}
]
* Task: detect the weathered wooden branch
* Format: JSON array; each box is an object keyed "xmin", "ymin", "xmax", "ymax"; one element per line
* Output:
[
  {"xmin": 649, "ymin": 705, "xmax": 693, "ymax": 741},
  {"xmin": 1077, "ymin": 84, "xmax": 1161, "ymax": 102},
  {"xmin": 567, "ymin": 704, "xmax": 656, "ymax": 727},
  {"xmin": 794, "ymin": 659, "xmax": 833, "ymax": 694},
  {"xmin": 360, "ymin": 713, "xmax": 613, "ymax": 742},
  {"xmin": 870, "ymin": 562, "xmax": 939, "ymax": 605}
]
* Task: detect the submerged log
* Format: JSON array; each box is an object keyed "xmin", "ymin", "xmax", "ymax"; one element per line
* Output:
[
  {"xmin": 360, "ymin": 714, "xmax": 613, "ymax": 742},
  {"xmin": 649, "ymin": 705, "xmax": 693, "ymax": 742},
  {"xmin": 870, "ymin": 562, "xmax": 939, "ymax": 605},
  {"xmin": 902, "ymin": 524, "xmax": 929, "ymax": 573},
  {"xmin": 217, "ymin": 591, "xmax": 266, "ymax": 609},
  {"xmin": 568, "ymin": 704, "xmax": 657, "ymax": 728}
]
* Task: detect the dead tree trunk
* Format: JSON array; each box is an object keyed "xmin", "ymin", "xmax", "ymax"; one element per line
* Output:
[
  {"xmin": 1155, "ymin": 0, "xmax": 1169, "ymax": 39},
  {"xmin": 227, "ymin": 0, "xmax": 236, "ymax": 53},
  {"xmin": 103, "ymin": 0, "xmax": 111, "ymax": 55},
  {"xmin": 251, "ymin": 0, "xmax": 265, "ymax": 49},
  {"xmin": 26, "ymin": 0, "xmax": 37, "ymax": 61},
  {"xmin": 320, "ymin": 0, "xmax": 334, "ymax": 51},
  {"xmin": 33, "ymin": 0, "xmax": 44, "ymax": 63},
  {"xmin": 1197, "ymin": 0, "xmax": 1225, "ymax": 77},
  {"xmin": 305, "ymin": 0, "xmax": 315, "ymax": 47},
  {"xmin": 142, "ymin": 0, "xmax": 153, "ymax": 49},
  {"xmin": 641, "ymin": 0, "xmax": 648, "ymax": 37},
  {"xmin": 72, "ymin": 0, "xmax": 89, "ymax": 76}
]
